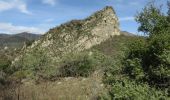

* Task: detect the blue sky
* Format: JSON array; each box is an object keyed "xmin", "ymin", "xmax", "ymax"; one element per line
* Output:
[{"xmin": 0, "ymin": 0, "xmax": 168, "ymax": 34}]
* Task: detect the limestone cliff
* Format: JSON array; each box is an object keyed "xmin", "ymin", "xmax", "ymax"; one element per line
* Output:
[{"xmin": 11, "ymin": 6, "xmax": 120, "ymax": 78}]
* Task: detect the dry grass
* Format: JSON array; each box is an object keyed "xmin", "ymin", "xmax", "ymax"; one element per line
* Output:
[{"xmin": 0, "ymin": 70, "xmax": 106, "ymax": 100}]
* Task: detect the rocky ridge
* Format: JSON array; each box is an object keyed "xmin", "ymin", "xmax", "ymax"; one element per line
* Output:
[{"xmin": 11, "ymin": 6, "xmax": 120, "ymax": 78}]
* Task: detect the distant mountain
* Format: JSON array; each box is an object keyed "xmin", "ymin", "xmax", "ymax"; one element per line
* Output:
[
  {"xmin": 0, "ymin": 34, "xmax": 10, "ymax": 39},
  {"xmin": 15, "ymin": 32, "xmax": 41, "ymax": 41},
  {"xmin": 0, "ymin": 32, "xmax": 41, "ymax": 48},
  {"xmin": 120, "ymin": 31, "xmax": 135, "ymax": 36}
]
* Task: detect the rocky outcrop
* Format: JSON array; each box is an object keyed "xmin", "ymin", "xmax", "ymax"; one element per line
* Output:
[{"xmin": 11, "ymin": 6, "xmax": 120, "ymax": 78}]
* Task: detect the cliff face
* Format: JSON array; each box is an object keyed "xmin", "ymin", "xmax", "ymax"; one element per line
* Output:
[
  {"xmin": 11, "ymin": 6, "xmax": 120, "ymax": 78},
  {"xmin": 31, "ymin": 6, "xmax": 120, "ymax": 52}
]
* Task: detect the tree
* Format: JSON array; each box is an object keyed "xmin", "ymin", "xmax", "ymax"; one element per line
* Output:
[
  {"xmin": 135, "ymin": 2, "xmax": 168, "ymax": 36},
  {"xmin": 125, "ymin": 1, "xmax": 170, "ymax": 89},
  {"xmin": 167, "ymin": 1, "xmax": 170, "ymax": 16}
]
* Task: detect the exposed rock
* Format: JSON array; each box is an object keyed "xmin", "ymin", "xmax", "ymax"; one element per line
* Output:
[{"xmin": 4, "ymin": 46, "xmax": 8, "ymax": 50}]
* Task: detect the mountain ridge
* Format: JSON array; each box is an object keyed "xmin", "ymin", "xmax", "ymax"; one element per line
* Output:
[
  {"xmin": 0, "ymin": 32, "xmax": 41, "ymax": 48},
  {"xmin": 11, "ymin": 6, "xmax": 120, "ymax": 79}
]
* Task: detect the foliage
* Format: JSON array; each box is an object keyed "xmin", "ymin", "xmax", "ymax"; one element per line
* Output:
[
  {"xmin": 124, "ymin": 58, "xmax": 145, "ymax": 81},
  {"xmin": 0, "ymin": 58, "xmax": 11, "ymax": 71},
  {"xmin": 9, "ymin": 48, "xmax": 54, "ymax": 79},
  {"xmin": 123, "ymin": 39, "xmax": 147, "ymax": 81},
  {"xmin": 168, "ymin": 1, "xmax": 170, "ymax": 16},
  {"xmin": 1, "ymin": 1, "xmax": 170, "ymax": 99},
  {"xmin": 122, "ymin": 33, "xmax": 170, "ymax": 95},
  {"xmin": 58, "ymin": 53, "xmax": 95, "ymax": 77},
  {"xmin": 146, "ymin": 34, "xmax": 170, "ymax": 87},
  {"xmin": 101, "ymin": 1, "xmax": 170, "ymax": 99},
  {"xmin": 124, "ymin": 0, "xmax": 170, "ymax": 91},
  {"xmin": 98, "ymin": 35, "xmax": 168, "ymax": 99},
  {"xmin": 58, "ymin": 51, "xmax": 109, "ymax": 77},
  {"xmin": 100, "ymin": 79, "xmax": 168, "ymax": 100},
  {"xmin": 135, "ymin": 2, "xmax": 169, "ymax": 35},
  {"xmin": 0, "ymin": 71, "xmax": 6, "ymax": 85}
]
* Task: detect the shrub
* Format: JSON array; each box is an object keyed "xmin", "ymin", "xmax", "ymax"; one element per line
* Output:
[
  {"xmin": 123, "ymin": 38, "xmax": 147, "ymax": 82},
  {"xmin": 146, "ymin": 34, "xmax": 170, "ymax": 87},
  {"xmin": 123, "ymin": 33, "xmax": 170, "ymax": 88},
  {"xmin": 124, "ymin": 58, "xmax": 145, "ymax": 81},
  {"xmin": 102, "ymin": 1, "xmax": 170, "ymax": 99},
  {"xmin": 58, "ymin": 50, "xmax": 111, "ymax": 77},
  {"xmin": 0, "ymin": 71, "xmax": 6, "ymax": 85},
  {"xmin": 9, "ymin": 48, "xmax": 53, "ymax": 79},
  {"xmin": 100, "ymin": 80, "xmax": 168, "ymax": 100},
  {"xmin": 0, "ymin": 58, "xmax": 11, "ymax": 71},
  {"xmin": 58, "ymin": 52, "xmax": 96, "ymax": 77}
]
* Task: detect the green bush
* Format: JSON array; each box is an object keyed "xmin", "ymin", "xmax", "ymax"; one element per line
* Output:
[
  {"xmin": 58, "ymin": 52, "xmax": 96, "ymax": 77},
  {"xmin": 135, "ymin": 1, "xmax": 168, "ymax": 35},
  {"xmin": 123, "ymin": 39, "xmax": 147, "ymax": 81},
  {"xmin": 0, "ymin": 58, "xmax": 11, "ymax": 71},
  {"xmin": 101, "ymin": 1, "xmax": 170, "ymax": 99},
  {"xmin": 127, "ymin": 39, "xmax": 147, "ymax": 58},
  {"xmin": 0, "ymin": 71, "xmax": 6, "ymax": 85},
  {"xmin": 124, "ymin": 58, "xmax": 145, "ymax": 81},
  {"xmin": 146, "ymin": 34, "xmax": 170, "ymax": 87},
  {"xmin": 9, "ymin": 48, "xmax": 54, "ymax": 79},
  {"xmin": 100, "ymin": 80, "xmax": 168, "ymax": 100},
  {"xmin": 123, "ymin": 33, "xmax": 170, "ymax": 86},
  {"xmin": 58, "ymin": 50, "xmax": 111, "ymax": 77},
  {"xmin": 123, "ymin": 1, "xmax": 170, "ymax": 89}
]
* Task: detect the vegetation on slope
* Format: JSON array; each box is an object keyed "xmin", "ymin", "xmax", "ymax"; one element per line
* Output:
[
  {"xmin": 0, "ymin": 33, "xmax": 138, "ymax": 99},
  {"xmin": 9, "ymin": 6, "xmax": 119, "ymax": 81},
  {"xmin": 99, "ymin": 1, "xmax": 170, "ymax": 99},
  {"xmin": 1, "ymin": 1, "xmax": 170, "ymax": 99}
]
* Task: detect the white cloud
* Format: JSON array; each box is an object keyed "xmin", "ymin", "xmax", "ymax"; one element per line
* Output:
[
  {"xmin": 119, "ymin": 17, "xmax": 134, "ymax": 21},
  {"xmin": 0, "ymin": 0, "xmax": 31, "ymax": 15},
  {"xmin": 42, "ymin": 0, "xmax": 57, "ymax": 6},
  {"xmin": 0, "ymin": 23, "xmax": 45, "ymax": 34}
]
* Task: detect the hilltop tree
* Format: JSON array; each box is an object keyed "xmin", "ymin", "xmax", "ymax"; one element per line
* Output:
[
  {"xmin": 135, "ymin": 1, "xmax": 170, "ymax": 36},
  {"xmin": 167, "ymin": 1, "xmax": 170, "ymax": 16}
]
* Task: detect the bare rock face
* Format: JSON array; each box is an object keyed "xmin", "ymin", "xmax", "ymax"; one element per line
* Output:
[{"xmin": 11, "ymin": 6, "xmax": 120, "ymax": 78}]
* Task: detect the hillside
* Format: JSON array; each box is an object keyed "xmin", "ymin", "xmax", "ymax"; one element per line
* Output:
[
  {"xmin": 0, "ymin": 6, "xmax": 122, "ymax": 99},
  {"xmin": 10, "ymin": 6, "xmax": 120, "ymax": 79},
  {"xmin": 1, "ymin": 34, "xmax": 139, "ymax": 99},
  {"xmin": 1, "ymin": 4, "xmax": 169, "ymax": 100}
]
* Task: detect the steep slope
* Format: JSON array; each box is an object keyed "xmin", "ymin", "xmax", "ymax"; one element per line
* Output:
[
  {"xmin": 2, "ymin": 35, "xmax": 141, "ymax": 100},
  {"xmin": 11, "ymin": 6, "xmax": 120, "ymax": 79}
]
